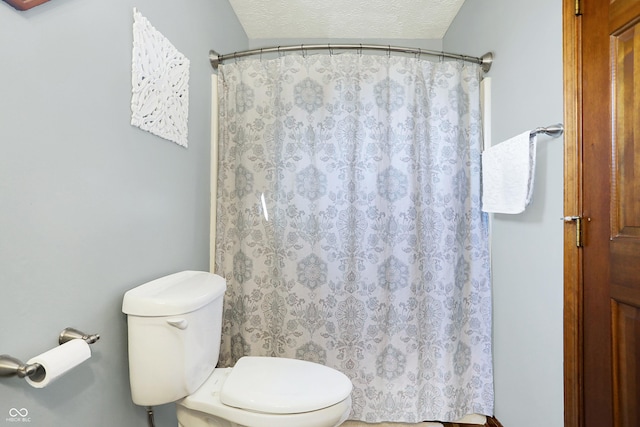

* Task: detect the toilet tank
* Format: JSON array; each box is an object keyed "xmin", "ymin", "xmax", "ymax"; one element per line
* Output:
[{"xmin": 122, "ymin": 271, "xmax": 227, "ymax": 406}]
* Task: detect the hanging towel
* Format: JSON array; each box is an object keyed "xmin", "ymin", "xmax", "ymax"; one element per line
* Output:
[{"xmin": 481, "ymin": 131, "xmax": 537, "ymax": 214}]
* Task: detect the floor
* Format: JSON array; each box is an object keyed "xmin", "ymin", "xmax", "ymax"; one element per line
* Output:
[
  {"xmin": 343, "ymin": 416, "xmax": 503, "ymax": 427},
  {"xmin": 442, "ymin": 417, "xmax": 503, "ymax": 427}
]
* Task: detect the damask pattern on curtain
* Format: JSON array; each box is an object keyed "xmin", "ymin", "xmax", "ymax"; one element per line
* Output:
[{"xmin": 215, "ymin": 53, "xmax": 493, "ymax": 423}]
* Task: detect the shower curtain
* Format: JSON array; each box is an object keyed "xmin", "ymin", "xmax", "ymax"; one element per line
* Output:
[{"xmin": 214, "ymin": 53, "xmax": 493, "ymax": 423}]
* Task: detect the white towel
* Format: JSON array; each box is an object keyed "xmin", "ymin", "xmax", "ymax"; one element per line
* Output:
[{"xmin": 481, "ymin": 131, "xmax": 537, "ymax": 214}]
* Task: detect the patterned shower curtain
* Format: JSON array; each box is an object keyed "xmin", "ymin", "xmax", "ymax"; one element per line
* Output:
[{"xmin": 214, "ymin": 53, "xmax": 493, "ymax": 423}]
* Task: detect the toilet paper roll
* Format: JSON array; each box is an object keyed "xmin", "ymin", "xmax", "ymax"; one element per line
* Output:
[{"xmin": 25, "ymin": 339, "xmax": 91, "ymax": 388}]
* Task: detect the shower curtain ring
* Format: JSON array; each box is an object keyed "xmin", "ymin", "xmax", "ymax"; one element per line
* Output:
[
  {"xmin": 358, "ymin": 44, "xmax": 363, "ymax": 56},
  {"xmin": 301, "ymin": 44, "xmax": 306, "ymax": 58},
  {"xmin": 328, "ymin": 43, "xmax": 333, "ymax": 56},
  {"xmin": 387, "ymin": 45, "xmax": 391, "ymax": 58}
]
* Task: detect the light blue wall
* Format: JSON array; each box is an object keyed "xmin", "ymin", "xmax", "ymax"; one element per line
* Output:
[
  {"xmin": 0, "ymin": 1, "xmax": 246, "ymax": 426},
  {"xmin": 444, "ymin": 1, "xmax": 564, "ymax": 426}
]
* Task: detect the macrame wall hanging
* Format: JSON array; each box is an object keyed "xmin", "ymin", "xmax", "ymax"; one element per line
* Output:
[{"xmin": 131, "ymin": 8, "xmax": 190, "ymax": 148}]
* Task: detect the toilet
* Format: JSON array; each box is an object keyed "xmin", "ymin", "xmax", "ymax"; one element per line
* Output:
[{"xmin": 122, "ymin": 271, "xmax": 352, "ymax": 427}]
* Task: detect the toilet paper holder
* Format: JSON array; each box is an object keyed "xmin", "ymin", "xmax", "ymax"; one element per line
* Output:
[{"xmin": 0, "ymin": 327, "xmax": 100, "ymax": 379}]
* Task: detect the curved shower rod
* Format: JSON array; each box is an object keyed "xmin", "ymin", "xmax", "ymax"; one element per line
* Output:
[{"xmin": 209, "ymin": 45, "xmax": 494, "ymax": 73}]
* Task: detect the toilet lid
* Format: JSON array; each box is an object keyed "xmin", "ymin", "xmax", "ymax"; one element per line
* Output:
[{"xmin": 220, "ymin": 357, "xmax": 352, "ymax": 414}]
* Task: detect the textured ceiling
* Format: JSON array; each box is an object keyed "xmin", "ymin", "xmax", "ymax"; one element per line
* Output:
[{"xmin": 228, "ymin": 0, "xmax": 467, "ymax": 40}]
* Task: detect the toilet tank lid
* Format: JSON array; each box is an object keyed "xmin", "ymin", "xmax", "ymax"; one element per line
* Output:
[{"xmin": 122, "ymin": 271, "xmax": 226, "ymax": 316}]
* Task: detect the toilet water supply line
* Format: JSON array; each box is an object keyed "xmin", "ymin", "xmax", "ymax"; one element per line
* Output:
[{"xmin": 146, "ymin": 406, "xmax": 155, "ymax": 427}]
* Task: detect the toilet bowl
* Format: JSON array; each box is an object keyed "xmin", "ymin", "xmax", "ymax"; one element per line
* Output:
[
  {"xmin": 177, "ymin": 358, "xmax": 352, "ymax": 427},
  {"xmin": 122, "ymin": 271, "xmax": 352, "ymax": 427}
]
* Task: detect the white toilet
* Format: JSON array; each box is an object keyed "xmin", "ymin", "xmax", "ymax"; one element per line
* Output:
[{"xmin": 122, "ymin": 271, "xmax": 352, "ymax": 427}]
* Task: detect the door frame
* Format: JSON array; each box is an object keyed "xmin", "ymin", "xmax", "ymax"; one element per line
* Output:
[{"xmin": 563, "ymin": 0, "xmax": 584, "ymax": 426}]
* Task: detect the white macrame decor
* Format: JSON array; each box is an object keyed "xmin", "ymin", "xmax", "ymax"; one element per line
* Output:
[{"xmin": 131, "ymin": 8, "xmax": 190, "ymax": 147}]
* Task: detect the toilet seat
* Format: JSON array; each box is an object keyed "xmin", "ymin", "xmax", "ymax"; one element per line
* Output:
[
  {"xmin": 177, "ymin": 358, "xmax": 353, "ymax": 427},
  {"xmin": 221, "ymin": 357, "xmax": 352, "ymax": 414}
]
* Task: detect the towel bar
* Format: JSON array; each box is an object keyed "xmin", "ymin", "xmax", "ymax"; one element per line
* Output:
[{"xmin": 531, "ymin": 124, "xmax": 564, "ymax": 138}]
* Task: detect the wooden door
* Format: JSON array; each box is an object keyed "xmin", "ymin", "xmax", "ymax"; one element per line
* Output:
[{"xmin": 564, "ymin": 0, "xmax": 640, "ymax": 426}]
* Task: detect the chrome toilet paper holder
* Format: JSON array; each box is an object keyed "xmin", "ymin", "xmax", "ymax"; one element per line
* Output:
[{"xmin": 0, "ymin": 327, "xmax": 100, "ymax": 379}]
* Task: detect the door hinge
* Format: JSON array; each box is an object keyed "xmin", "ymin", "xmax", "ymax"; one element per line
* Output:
[
  {"xmin": 562, "ymin": 216, "xmax": 584, "ymax": 247},
  {"xmin": 575, "ymin": 0, "xmax": 582, "ymax": 16}
]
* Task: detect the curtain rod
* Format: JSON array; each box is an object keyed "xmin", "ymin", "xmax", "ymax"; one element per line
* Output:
[{"xmin": 209, "ymin": 45, "xmax": 494, "ymax": 73}]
